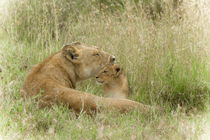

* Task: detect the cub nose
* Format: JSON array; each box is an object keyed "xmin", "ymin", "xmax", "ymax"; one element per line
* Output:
[{"xmin": 96, "ymin": 76, "xmax": 99, "ymax": 79}]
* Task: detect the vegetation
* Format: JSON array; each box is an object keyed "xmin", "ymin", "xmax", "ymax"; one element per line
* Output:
[{"xmin": 0, "ymin": 0, "xmax": 209, "ymax": 139}]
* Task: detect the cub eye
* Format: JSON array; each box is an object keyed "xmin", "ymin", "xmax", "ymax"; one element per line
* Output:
[
  {"xmin": 102, "ymin": 70, "xmax": 107, "ymax": 74},
  {"xmin": 93, "ymin": 53, "xmax": 100, "ymax": 56}
]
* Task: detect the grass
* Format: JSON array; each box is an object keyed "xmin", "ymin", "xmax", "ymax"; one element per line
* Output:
[{"xmin": 0, "ymin": 0, "xmax": 209, "ymax": 139}]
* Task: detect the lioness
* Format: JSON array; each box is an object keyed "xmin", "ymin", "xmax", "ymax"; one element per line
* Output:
[
  {"xmin": 22, "ymin": 42, "xmax": 151, "ymax": 113},
  {"xmin": 96, "ymin": 63, "xmax": 130, "ymax": 99}
]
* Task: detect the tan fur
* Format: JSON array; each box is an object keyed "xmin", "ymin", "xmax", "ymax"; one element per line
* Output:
[
  {"xmin": 22, "ymin": 42, "xmax": 153, "ymax": 114},
  {"xmin": 96, "ymin": 64, "xmax": 130, "ymax": 99}
]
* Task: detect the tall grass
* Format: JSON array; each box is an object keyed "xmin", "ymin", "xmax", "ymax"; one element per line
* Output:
[
  {"xmin": 3, "ymin": 0, "xmax": 208, "ymax": 110},
  {"xmin": 0, "ymin": 0, "xmax": 209, "ymax": 139}
]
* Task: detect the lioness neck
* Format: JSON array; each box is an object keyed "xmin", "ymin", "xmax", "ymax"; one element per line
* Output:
[
  {"xmin": 39, "ymin": 52, "xmax": 77, "ymax": 87},
  {"xmin": 103, "ymin": 73, "xmax": 130, "ymax": 99}
]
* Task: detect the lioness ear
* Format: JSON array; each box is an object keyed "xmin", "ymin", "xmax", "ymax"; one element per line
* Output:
[
  {"xmin": 62, "ymin": 43, "xmax": 81, "ymax": 63},
  {"xmin": 62, "ymin": 42, "xmax": 81, "ymax": 48}
]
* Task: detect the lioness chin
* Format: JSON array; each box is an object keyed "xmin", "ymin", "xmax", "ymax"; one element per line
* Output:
[{"xmin": 22, "ymin": 42, "xmax": 153, "ymax": 114}]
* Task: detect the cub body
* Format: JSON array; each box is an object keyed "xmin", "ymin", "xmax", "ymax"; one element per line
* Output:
[{"xmin": 96, "ymin": 64, "xmax": 130, "ymax": 99}]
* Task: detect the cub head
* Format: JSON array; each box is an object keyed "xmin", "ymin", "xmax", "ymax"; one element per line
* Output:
[
  {"xmin": 62, "ymin": 42, "xmax": 115, "ymax": 80},
  {"xmin": 96, "ymin": 63, "xmax": 122, "ymax": 84}
]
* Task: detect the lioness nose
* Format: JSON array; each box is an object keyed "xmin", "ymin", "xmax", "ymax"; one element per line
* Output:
[
  {"xmin": 111, "ymin": 56, "xmax": 115, "ymax": 61},
  {"xmin": 96, "ymin": 76, "xmax": 99, "ymax": 79},
  {"xmin": 110, "ymin": 56, "xmax": 115, "ymax": 63}
]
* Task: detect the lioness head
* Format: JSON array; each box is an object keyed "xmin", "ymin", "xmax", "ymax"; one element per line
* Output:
[
  {"xmin": 96, "ymin": 63, "xmax": 122, "ymax": 84},
  {"xmin": 62, "ymin": 42, "xmax": 115, "ymax": 80}
]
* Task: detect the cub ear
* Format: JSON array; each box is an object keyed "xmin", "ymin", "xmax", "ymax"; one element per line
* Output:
[
  {"xmin": 62, "ymin": 43, "xmax": 81, "ymax": 63},
  {"xmin": 114, "ymin": 65, "xmax": 122, "ymax": 77},
  {"xmin": 115, "ymin": 67, "xmax": 120, "ymax": 72}
]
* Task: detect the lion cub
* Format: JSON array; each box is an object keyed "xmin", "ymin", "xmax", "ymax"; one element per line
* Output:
[{"xmin": 96, "ymin": 64, "xmax": 130, "ymax": 99}]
